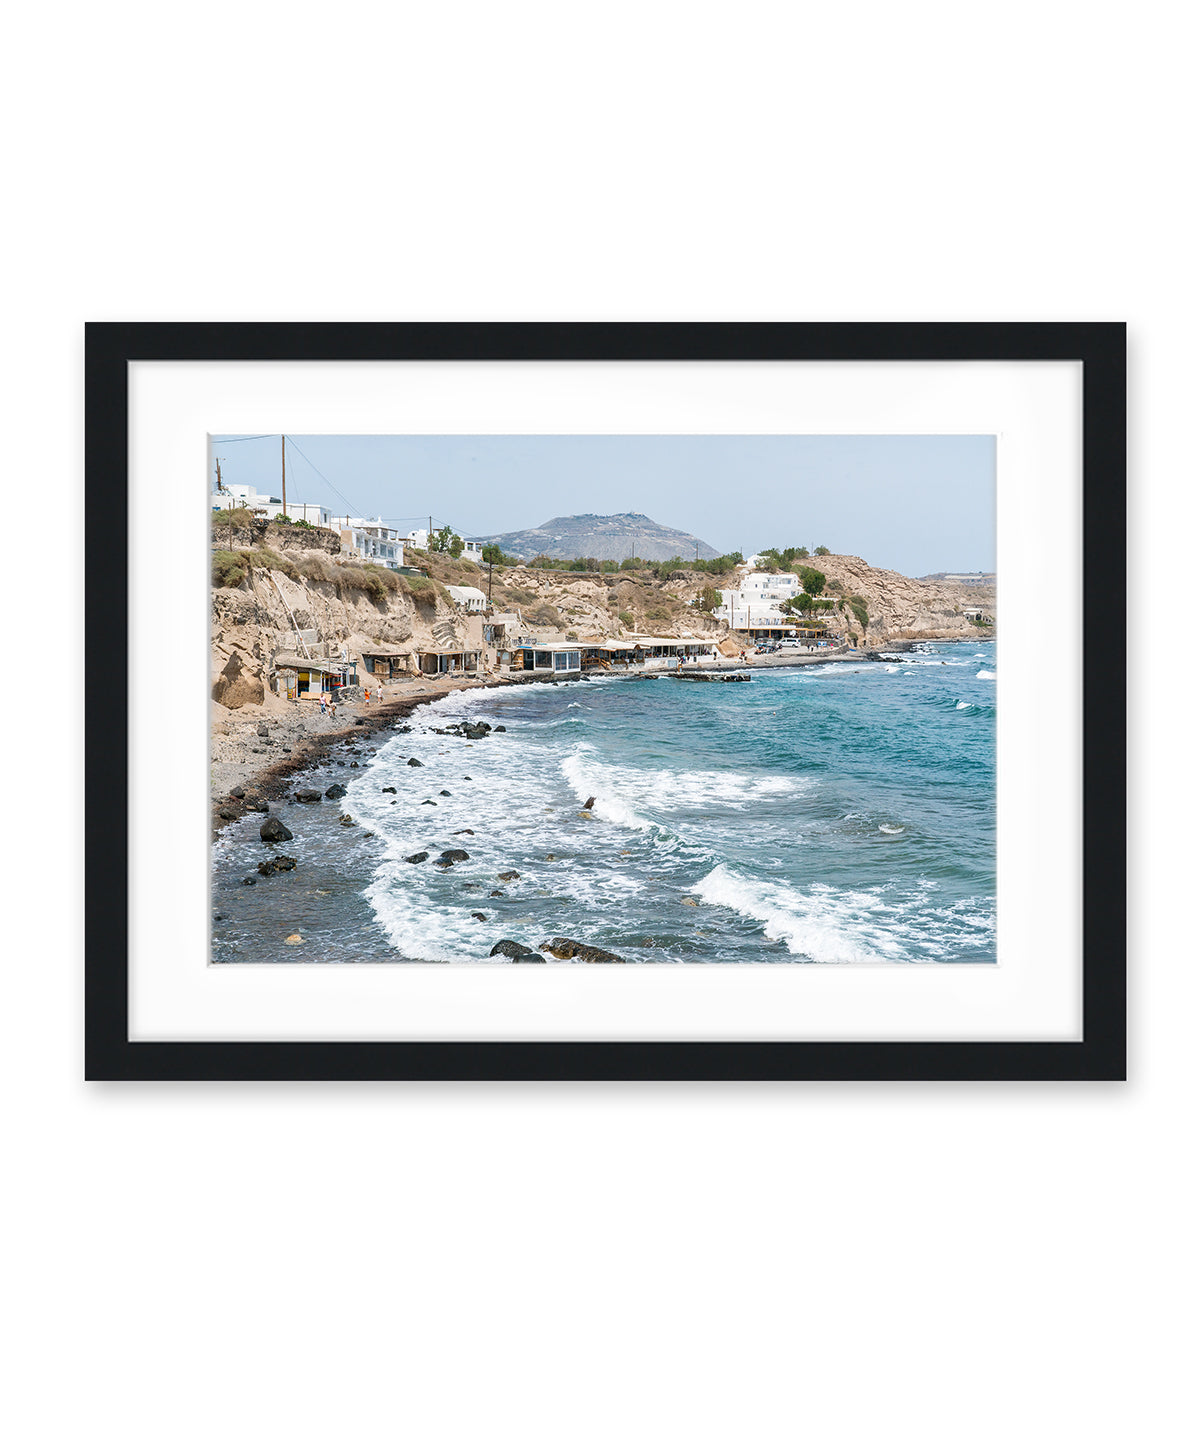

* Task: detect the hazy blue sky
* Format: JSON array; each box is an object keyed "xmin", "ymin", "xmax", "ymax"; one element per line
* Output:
[{"xmin": 210, "ymin": 433, "xmax": 995, "ymax": 576}]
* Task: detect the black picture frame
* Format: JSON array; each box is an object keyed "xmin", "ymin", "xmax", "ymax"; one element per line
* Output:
[{"xmin": 85, "ymin": 322, "xmax": 1126, "ymax": 1081}]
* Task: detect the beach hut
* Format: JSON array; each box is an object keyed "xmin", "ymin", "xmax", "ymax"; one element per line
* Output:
[
  {"xmin": 415, "ymin": 647, "xmax": 483, "ymax": 676},
  {"xmin": 273, "ymin": 654, "xmax": 359, "ymax": 700},
  {"xmin": 360, "ymin": 650, "xmax": 416, "ymax": 681},
  {"xmin": 513, "ymin": 642, "xmax": 582, "ymax": 674}
]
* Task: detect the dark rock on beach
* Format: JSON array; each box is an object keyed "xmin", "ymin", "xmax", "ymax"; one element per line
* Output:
[
  {"xmin": 339, "ymin": 813, "xmax": 356, "ymax": 826},
  {"xmin": 294, "ymin": 789, "xmax": 322, "ymax": 803},
  {"xmin": 244, "ymin": 799, "xmax": 269, "ymax": 813},
  {"xmin": 404, "ymin": 851, "xmax": 429, "ymax": 864},
  {"xmin": 241, "ymin": 877, "xmax": 257, "ymax": 886},
  {"xmin": 539, "ymin": 937, "xmax": 626, "ymax": 963},
  {"xmin": 218, "ymin": 806, "xmax": 238, "ymax": 820},
  {"xmin": 229, "ymin": 785, "xmax": 246, "ymax": 799},
  {"xmin": 325, "ymin": 783, "xmax": 347, "ymax": 799},
  {"xmin": 257, "ymin": 855, "xmax": 297, "ymax": 877},
  {"xmin": 490, "ymin": 939, "xmax": 544, "ymax": 962},
  {"xmin": 407, "ymin": 757, "xmax": 423, "ymax": 767},
  {"xmin": 440, "ymin": 849, "xmax": 470, "ymax": 863},
  {"xmin": 381, "ymin": 786, "xmax": 396, "ymax": 794},
  {"xmin": 259, "ymin": 816, "xmax": 293, "ymax": 842}
]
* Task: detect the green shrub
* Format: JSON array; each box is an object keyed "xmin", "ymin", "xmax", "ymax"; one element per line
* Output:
[
  {"xmin": 212, "ymin": 550, "xmax": 246, "ymax": 588},
  {"xmin": 246, "ymin": 547, "xmax": 300, "ymax": 582},
  {"xmin": 618, "ymin": 610, "xmax": 634, "ymax": 627},
  {"xmin": 531, "ymin": 603, "xmax": 562, "ymax": 627},
  {"xmin": 211, "ymin": 506, "xmax": 257, "ymax": 532},
  {"xmin": 298, "ymin": 554, "xmax": 333, "ymax": 583},
  {"xmin": 848, "ymin": 595, "xmax": 869, "ymax": 629},
  {"xmin": 814, "ymin": 545, "xmax": 831, "ymax": 556}
]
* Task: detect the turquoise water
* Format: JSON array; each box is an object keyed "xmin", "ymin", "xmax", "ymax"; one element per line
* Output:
[{"xmin": 213, "ymin": 642, "xmax": 995, "ymax": 963}]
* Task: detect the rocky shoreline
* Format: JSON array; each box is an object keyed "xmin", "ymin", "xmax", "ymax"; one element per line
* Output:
[{"xmin": 209, "ymin": 644, "xmax": 951, "ymax": 840}]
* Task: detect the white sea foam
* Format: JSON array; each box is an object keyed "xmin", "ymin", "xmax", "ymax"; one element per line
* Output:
[
  {"xmin": 688, "ymin": 867, "xmax": 913, "ymax": 962},
  {"xmin": 878, "ymin": 823, "xmax": 905, "ymax": 834},
  {"xmin": 976, "ymin": 669, "xmax": 995, "ymax": 679},
  {"xmin": 956, "ymin": 700, "xmax": 973, "ymax": 710},
  {"xmin": 689, "ymin": 866, "xmax": 991, "ymax": 963}
]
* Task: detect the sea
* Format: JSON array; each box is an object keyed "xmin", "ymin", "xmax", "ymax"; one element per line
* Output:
[{"xmin": 212, "ymin": 641, "xmax": 996, "ymax": 964}]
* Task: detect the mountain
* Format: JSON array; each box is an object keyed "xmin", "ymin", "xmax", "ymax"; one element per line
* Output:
[{"xmin": 473, "ymin": 513, "xmax": 722, "ymax": 563}]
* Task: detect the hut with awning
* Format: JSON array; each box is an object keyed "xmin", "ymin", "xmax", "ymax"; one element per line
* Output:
[
  {"xmin": 272, "ymin": 653, "xmax": 359, "ymax": 700},
  {"xmin": 360, "ymin": 649, "xmax": 417, "ymax": 681}
]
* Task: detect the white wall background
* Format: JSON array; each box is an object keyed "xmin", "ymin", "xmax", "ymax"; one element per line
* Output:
[{"xmin": 2, "ymin": 4, "xmax": 1190, "ymax": 1437}]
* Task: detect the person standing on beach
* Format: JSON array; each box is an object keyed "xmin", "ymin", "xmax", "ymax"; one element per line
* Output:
[{"xmin": 320, "ymin": 694, "xmax": 327, "ymax": 716}]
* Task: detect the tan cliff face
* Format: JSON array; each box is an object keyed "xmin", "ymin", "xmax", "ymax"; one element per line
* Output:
[
  {"xmin": 212, "ymin": 555, "xmax": 461, "ymax": 711},
  {"xmin": 806, "ymin": 554, "xmax": 995, "ymax": 643}
]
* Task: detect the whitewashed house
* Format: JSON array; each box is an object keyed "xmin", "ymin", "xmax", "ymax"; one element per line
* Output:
[
  {"xmin": 341, "ymin": 518, "xmax": 404, "ymax": 569},
  {"xmin": 715, "ymin": 571, "xmax": 802, "ymax": 629},
  {"xmin": 446, "ymin": 584, "xmax": 487, "ymax": 612},
  {"xmin": 213, "ymin": 484, "xmax": 334, "ymax": 529}
]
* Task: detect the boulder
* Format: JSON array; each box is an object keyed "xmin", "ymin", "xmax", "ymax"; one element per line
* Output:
[
  {"xmin": 439, "ymin": 789, "xmax": 452, "ymax": 797},
  {"xmin": 440, "ymin": 849, "xmax": 470, "ymax": 863},
  {"xmin": 229, "ymin": 785, "xmax": 246, "ymax": 799},
  {"xmin": 212, "ymin": 651, "xmax": 265, "ymax": 710},
  {"xmin": 538, "ymin": 937, "xmax": 625, "ymax": 964},
  {"xmin": 407, "ymin": 757, "xmax": 423, "ymax": 768},
  {"xmin": 421, "ymin": 799, "xmax": 437, "ymax": 806},
  {"xmin": 513, "ymin": 952, "xmax": 546, "ymax": 963},
  {"xmin": 404, "ymin": 851, "xmax": 429, "ymax": 864},
  {"xmin": 257, "ymin": 855, "xmax": 297, "ymax": 876},
  {"xmin": 490, "ymin": 890, "xmax": 504, "ymax": 897},
  {"xmin": 339, "ymin": 813, "xmax": 356, "ymax": 826},
  {"xmin": 218, "ymin": 806, "xmax": 237, "ymax": 820},
  {"xmin": 490, "ymin": 939, "xmax": 540, "ymax": 959},
  {"xmin": 293, "ymin": 789, "xmax": 322, "ymax": 803},
  {"xmin": 496, "ymin": 870, "xmax": 521, "ymax": 881},
  {"xmin": 256, "ymin": 722, "xmax": 270, "ymax": 737},
  {"xmin": 381, "ymin": 786, "xmax": 397, "ymax": 794},
  {"xmin": 433, "ymin": 859, "xmax": 454, "ymax": 869},
  {"xmin": 245, "ymin": 800, "xmax": 269, "ymax": 813},
  {"xmin": 259, "ymin": 816, "xmax": 293, "ymax": 842},
  {"xmin": 453, "ymin": 829, "xmax": 475, "ymax": 836},
  {"xmin": 493, "ymin": 725, "xmax": 506, "ymax": 733},
  {"xmin": 241, "ymin": 877, "xmax": 257, "ymax": 886},
  {"xmin": 471, "ymin": 912, "xmax": 487, "ymax": 921},
  {"xmin": 325, "ymin": 783, "xmax": 347, "ymax": 799},
  {"xmin": 582, "ymin": 796, "xmax": 596, "ymax": 809}
]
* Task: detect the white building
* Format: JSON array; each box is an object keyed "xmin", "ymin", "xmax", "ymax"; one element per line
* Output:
[
  {"xmin": 213, "ymin": 484, "xmax": 334, "ymax": 529},
  {"xmin": 715, "ymin": 571, "xmax": 803, "ymax": 629},
  {"xmin": 404, "ymin": 527, "xmax": 484, "ymax": 562},
  {"xmin": 341, "ymin": 518, "xmax": 404, "ymax": 568},
  {"xmin": 446, "ymin": 584, "xmax": 487, "ymax": 612}
]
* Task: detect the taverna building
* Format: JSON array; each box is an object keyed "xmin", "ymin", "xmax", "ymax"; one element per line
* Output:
[{"xmin": 714, "ymin": 571, "xmax": 802, "ymax": 630}]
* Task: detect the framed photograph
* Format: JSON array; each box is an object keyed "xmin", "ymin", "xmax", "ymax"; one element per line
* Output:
[{"xmin": 85, "ymin": 322, "xmax": 1125, "ymax": 1080}]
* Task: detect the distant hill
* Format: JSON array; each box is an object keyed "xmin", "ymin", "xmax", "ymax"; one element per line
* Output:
[{"xmin": 474, "ymin": 512, "xmax": 722, "ymax": 563}]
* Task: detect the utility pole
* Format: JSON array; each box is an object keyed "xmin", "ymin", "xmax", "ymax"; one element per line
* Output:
[{"xmin": 281, "ymin": 434, "xmax": 287, "ymax": 519}]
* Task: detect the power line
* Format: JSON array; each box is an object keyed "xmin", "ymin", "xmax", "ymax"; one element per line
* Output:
[{"xmin": 209, "ymin": 434, "xmax": 276, "ymax": 443}]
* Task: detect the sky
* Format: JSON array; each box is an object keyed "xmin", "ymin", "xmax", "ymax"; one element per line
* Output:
[{"xmin": 210, "ymin": 433, "xmax": 995, "ymax": 577}]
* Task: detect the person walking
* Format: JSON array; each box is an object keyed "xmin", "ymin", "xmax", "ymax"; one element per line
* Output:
[{"xmin": 320, "ymin": 694, "xmax": 327, "ymax": 716}]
